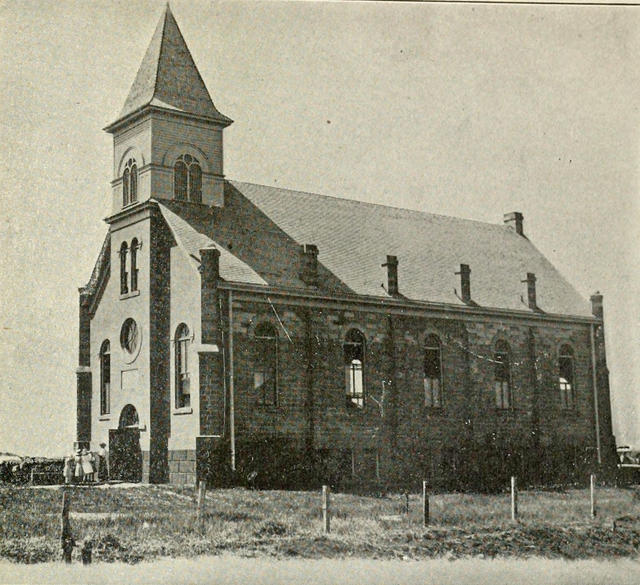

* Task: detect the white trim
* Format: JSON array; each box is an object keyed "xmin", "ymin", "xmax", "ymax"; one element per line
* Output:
[{"xmin": 197, "ymin": 343, "xmax": 220, "ymax": 353}]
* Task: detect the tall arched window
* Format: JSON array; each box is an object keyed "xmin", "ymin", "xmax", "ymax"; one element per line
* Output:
[
  {"xmin": 130, "ymin": 238, "xmax": 139, "ymax": 292},
  {"xmin": 494, "ymin": 340, "xmax": 511, "ymax": 409},
  {"xmin": 173, "ymin": 154, "xmax": 202, "ymax": 203},
  {"xmin": 344, "ymin": 329, "xmax": 365, "ymax": 409},
  {"xmin": 130, "ymin": 163, "xmax": 137, "ymax": 203},
  {"xmin": 122, "ymin": 158, "xmax": 138, "ymax": 207},
  {"xmin": 119, "ymin": 242, "xmax": 128, "ymax": 295},
  {"xmin": 100, "ymin": 340, "xmax": 111, "ymax": 415},
  {"xmin": 175, "ymin": 324, "xmax": 191, "ymax": 409},
  {"xmin": 122, "ymin": 167, "xmax": 130, "ymax": 207},
  {"xmin": 254, "ymin": 323, "xmax": 278, "ymax": 406},
  {"xmin": 424, "ymin": 334, "xmax": 443, "ymax": 408},
  {"xmin": 559, "ymin": 344, "xmax": 575, "ymax": 410}
]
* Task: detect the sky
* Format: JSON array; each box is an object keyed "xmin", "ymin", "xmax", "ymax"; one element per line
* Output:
[{"xmin": 0, "ymin": 0, "xmax": 638, "ymax": 457}]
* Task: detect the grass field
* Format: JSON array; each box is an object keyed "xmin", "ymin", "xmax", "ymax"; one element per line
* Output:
[{"xmin": 1, "ymin": 484, "xmax": 639, "ymax": 564}]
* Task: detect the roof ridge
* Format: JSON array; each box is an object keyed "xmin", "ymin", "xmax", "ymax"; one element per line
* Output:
[{"xmin": 228, "ymin": 179, "xmax": 509, "ymax": 231}]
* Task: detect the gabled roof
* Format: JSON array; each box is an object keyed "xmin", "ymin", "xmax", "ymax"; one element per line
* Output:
[
  {"xmin": 81, "ymin": 231, "xmax": 110, "ymax": 297},
  {"xmin": 114, "ymin": 5, "xmax": 231, "ymax": 125},
  {"xmin": 160, "ymin": 181, "xmax": 593, "ymax": 318},
  {"xmin": 156, "ymin": 201, "xmax": 267, "ymax": 286}
]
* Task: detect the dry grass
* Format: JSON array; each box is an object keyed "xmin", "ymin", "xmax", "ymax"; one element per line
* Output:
[{"xmin": 1, "ymin": 484, "xmax": 639, "ymax": 563}]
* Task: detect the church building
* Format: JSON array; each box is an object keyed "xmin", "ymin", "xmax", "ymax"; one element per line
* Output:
[{"xmin": 76, "ymin": 6, "xmax": 616, "ymax": 488}]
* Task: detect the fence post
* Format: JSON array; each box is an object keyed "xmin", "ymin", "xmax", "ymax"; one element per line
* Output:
[
  {"xmin": 30, "ymin": 469, "xmax": 35, "ymax": 486},
  {"xmin": 511, "ymin": 476, "xmax": 518, "ymax": 522},
  {"xmin": 422, "ymin": 481, "xmax": 429, "ymax": 527},
  {"xmin": 590, "ymin": 474, "xmax": 597, "ymax": 519},
  {"xmin": 81, "ymin": 540, "xmax": 92, "ymax": 565},
  {"xmin": 322, "ymin": 485, "xmax": 331, "ymax": 534},
  {"xmin": 196, "ymin": 480, "xmax": 207, "ymax": 533},
  {"xmin": 404, "ymin": 492, "xmax": 409, "ymax": 515},
  {"xmin": 60, "ymin": 489, "xmax": 74, "ymax": 563}
]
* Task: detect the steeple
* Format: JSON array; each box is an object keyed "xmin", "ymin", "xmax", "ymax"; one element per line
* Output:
[
  {"xmin": 112, "ymin": 4, "xmax": 231, "ymax": 127},
  {"xmin": 105, "ymin": 5, "xmax": 230, "ymax": 213}
]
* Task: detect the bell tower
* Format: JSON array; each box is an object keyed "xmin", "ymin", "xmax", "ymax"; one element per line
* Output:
[{"xmin": 104, "ymin": 5, "xmax": 232, "ymax": 213}]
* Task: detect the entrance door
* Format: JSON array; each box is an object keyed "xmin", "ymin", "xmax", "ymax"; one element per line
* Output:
[{"xmin": 109, "ymin": 405, "xmax": 143, "ymax": 482}]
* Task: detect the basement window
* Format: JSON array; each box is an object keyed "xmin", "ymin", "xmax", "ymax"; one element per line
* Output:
[
  {"xmin": 424, "ymin": 334, "xmax": 443, "ymax": 408},
  {"xmin": 254, "ymin": 323, "xmax": 278, "ymax": 406},
  {"xmin": 559, "ymin": 344, "xmax": 575, "ymax": 410},
  {"xmin": 494, "ymin": 340, "xmax": 511, "ymax": 409},
  {"xmin": 344, "ymin": 328, "xmax": 365, "ymax": 409}
]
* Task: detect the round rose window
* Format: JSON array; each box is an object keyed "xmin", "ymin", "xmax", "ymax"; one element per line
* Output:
[{"xmin": 120, "ymin": 318, "xmax": 139, "ymax": 354}]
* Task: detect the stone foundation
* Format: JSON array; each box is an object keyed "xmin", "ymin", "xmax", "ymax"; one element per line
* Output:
[{"xmin": 168, "ymin": 449, "xmax": 197, "ymax": 485}]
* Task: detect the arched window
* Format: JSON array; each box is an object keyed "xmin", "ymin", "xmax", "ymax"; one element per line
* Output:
[
  {"xmin": 559, "ymin": 344, "xmax": 575, "ymax": 409},
  {"xmin": 173, "ymin": 154, "xmax": 202, "ymax": 203},
  {"xmin": 119, "ymin": 242, "xmax": 128, "ymax": 295},
  {"xmin": 130, "ymin": 163, "xmax": 137, "ymax": 203},
  {"xmin": 122, "ymin": 158, "xmax": 137, "ymax": 207},
  {"xmin": 99, "ymin": 340, "xmax": 111, "ymax": 415},
  {"xmin": 424, "ymin": 334, "xmax": 442, "ymax": 408},
  {"xmin": 122, "ymin": 167, "xmax": 130, "ymax": 207},
  {"xmin": 130, "ymin": 238, "xmax": 139, "ymax": 292},
  {"xmin": 494, "ymin": 340, "xmax": 511, "ymax": 409},
  {"xmin": 254, "ymin": 323, "xmax": 278, "ymax": 406},
  {"xmin": 344, "ymin": 329, "xmax": 365, "ymax": 409},
  {"xmin": 175, "ymin": 324, "xmax": 191, "ymax": 409}
]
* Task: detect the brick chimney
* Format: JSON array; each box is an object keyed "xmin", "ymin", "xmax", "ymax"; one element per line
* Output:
[
  {"xmin": 200, "ymin": 246, "xmax": 221, "ymax": 345},
  {"xmin": 300, "ymin": 244, "xmax": 319, "ymax": 287},
  {"xmin": 504, "ymin": 212, "xmax": 524, "ymax": 236},
  {"xmin": 200, "ymin": 246, "xmax": 220, "ymax": 285},
  {"xmin": 522, "ymin": 272, "xmax": 537, "ymax": 310},
  {"xmin": 455, "ymin": 263, "xmax": 472, "ymax": 304},
  {"xmin": 590, "ymin": 291, "xmax": 603, "ymax": 319},
  {"xmin": 383, "ymin": 255, "xmax": 399, "ymax": 296}
]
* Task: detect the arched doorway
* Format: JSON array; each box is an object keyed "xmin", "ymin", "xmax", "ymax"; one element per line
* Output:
[{"xmin": 109, "ymin": 404, "xmax": 143, "ymax": 482}]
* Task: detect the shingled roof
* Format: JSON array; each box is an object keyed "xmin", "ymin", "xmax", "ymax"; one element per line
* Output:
[
  {"xmin": 160, "ymin": 181, "xmax": 592, "ymax": 318},
  {"xmin": 114, "ymin": 5, "xmax": 231, "ymax": 125}
]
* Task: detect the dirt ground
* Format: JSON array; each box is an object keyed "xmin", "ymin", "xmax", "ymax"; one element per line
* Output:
[
  {"xmin": 1, "ymin": 484, "xmax": 639, "ymax": 564},
  {"xmin": 1, "ymin": 556, "xmax": 640, "ymax": 585}
]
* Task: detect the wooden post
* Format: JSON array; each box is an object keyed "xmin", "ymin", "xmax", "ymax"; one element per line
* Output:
[
  {"xmin": 197, "ymin": 480, "xmax": 207, "ymax": 533},
  {"xmin": 404, "ymin": 492, "xmax": 409, "ymax": 515},
  {"xmin": 30, "ymin": 469, "xmax": 35, "ymax": 486},
  {"xmin": 590, "ymin": 474, "xmax": 597, "ymax": 519},
  {"xmin": 60, "ymin": 490, "xmax": 74, "ymax": 563},
  {"xmin": 511, "ymin": 476, "xmax": 518, "ymax": 522},
  {"xmin": 422, "ymin": 481, "xmax": 429, "ymax": 527},
  {"xmin": 322, "ymin": 485, "xmax": 330, "ymax": 534},
  {"xmin": 81, "ymin": 540, "xmax": 92, "ymax": 565}
]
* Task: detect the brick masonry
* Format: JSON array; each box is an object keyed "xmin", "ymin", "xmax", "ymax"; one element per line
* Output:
[{"xmin": 196, "ymin": 291, "xmax": 614, "ymax": 488}]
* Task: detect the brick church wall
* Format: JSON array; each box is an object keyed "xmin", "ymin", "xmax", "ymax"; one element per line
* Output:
[{"xmin": 197, "ymin": 291, "xmax": 602, "ymax": 490}]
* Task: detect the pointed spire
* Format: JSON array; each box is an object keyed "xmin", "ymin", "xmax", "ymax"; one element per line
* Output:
[{"xmin": 115, "ymin": 5, "xmax": 231, "ymax": 125}]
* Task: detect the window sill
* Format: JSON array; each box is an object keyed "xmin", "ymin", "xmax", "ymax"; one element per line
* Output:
[
  {"xmin": 173, "ymin": 407, "xmax": 193, "ymax": 416},
  {"xmin": 120, "ymin": 290, "xmax": 140, "ymax": 300},
  {"xmin": 98, "ymin": 415, "xmax": 111, "ymax": 422}
]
